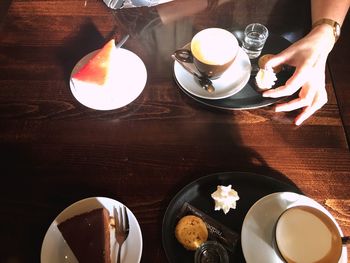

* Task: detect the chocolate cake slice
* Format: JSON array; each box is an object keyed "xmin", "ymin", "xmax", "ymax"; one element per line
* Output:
[{"xmin": 58, "ymin": 208, "xmax": 111, "ymax": 263}]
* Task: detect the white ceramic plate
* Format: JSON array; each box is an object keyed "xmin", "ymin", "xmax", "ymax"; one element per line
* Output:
[
  {"xmin": 173, "ymin": 47, "xmax": 251, "ymax": 100},
  {"xmin": 241, "ymin": 192, "xmax": 347, "ymax": 263},
  {"xmin": 70, "ymin": 48, "xmax": 147, "ymax": 110},
  {"xmin": 41, "ymin": 197, "xmax": 143, "ymax": 263}
]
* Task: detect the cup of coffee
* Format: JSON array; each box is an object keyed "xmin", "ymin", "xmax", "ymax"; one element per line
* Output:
[
  {"xmin": 174, "ymin": 28, "xmax": 239, "ymax": 79},
  {"xmin": 274, "ymin": 205, "xmax": 345, "ymax": 263}
]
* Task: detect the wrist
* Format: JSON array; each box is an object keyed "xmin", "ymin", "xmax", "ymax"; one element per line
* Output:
[{"xmin": 310, "ymin": 24, "xmax": 336, "ymax": 52}]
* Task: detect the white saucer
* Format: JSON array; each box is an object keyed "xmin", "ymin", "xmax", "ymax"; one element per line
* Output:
[
  {"xmin": 173, "ymin": 47, "xmax": 251, "ymax": 100},
  {"xmin": 70, "ymin": 48, "xmax": 147, "ymax": 110},
  {"xmin": 241, "ymin": 192, "xmax": 347, "ymax": 263},
  {"xmin": 41, "ymin": 197, "xmax": 143, "ymax": 263}
]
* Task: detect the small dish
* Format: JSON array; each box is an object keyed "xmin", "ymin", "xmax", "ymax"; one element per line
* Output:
[
  {"xmin": 194, "ymin": 241, "xmax": 229, "ymax": 263},
  {"xmin": 241, "ymin": 192, "xmax": 348, "ymax": 263},
  {"xmin": 70, "ymin": 48, "xmax": 147, "ymax": 111},
  {"xmin": 173, "ymin": 46, "xmax": 251, "ymax": 100},
  {"xmin": 40, "ymin": 197, "xmax": 143, "ymax": 263}
]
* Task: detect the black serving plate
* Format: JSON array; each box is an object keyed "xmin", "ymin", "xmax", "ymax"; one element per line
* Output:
[{"xmin": 162, "ymin": 172, "xmax": 301, "ymax": 263}]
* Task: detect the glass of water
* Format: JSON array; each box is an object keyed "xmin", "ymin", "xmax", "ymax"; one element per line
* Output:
[{"xmin": 242, "ymin": 23, "xmax": 269, "ymax": 59}]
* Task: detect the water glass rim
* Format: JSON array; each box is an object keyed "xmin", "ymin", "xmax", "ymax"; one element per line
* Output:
[{"xmin": 244, "ymin": 23, "xmax": 269, "ymax": 37}]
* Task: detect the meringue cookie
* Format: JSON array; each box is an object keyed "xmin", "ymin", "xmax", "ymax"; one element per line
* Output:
[
  {"xmin": 255, "ymin": 68, "xmax": 277, "ymax": 90},
  {"xmin": 211, "ymin": 185, "xmax": 239, "ymax": 214}
]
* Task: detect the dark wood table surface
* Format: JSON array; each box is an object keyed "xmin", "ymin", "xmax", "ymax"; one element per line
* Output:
[{"xmin": 0, "ymin": 0, "xmax": 349, "ymax": 262}]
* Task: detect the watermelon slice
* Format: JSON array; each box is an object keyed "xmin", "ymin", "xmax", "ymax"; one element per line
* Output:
[{"xmin": 72, "ymin": 39, "xmax": 115, "ymax": 86}]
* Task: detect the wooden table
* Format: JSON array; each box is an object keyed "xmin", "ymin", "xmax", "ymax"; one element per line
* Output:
[{"xmin": 0, "ymin": 0, "xmax": 349, "ymax": 262}]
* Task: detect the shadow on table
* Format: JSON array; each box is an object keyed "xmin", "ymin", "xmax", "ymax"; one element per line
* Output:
[
  {"xmin": 0, "ymin": 0, "xmax": 11, "ymax": 27},
  {"xmin": 0, "ymin": 143, "xmax": 48, "ymax": 263},
  {"xmin": 55, "ymin": 19, "xmax": 106, "ymax": 82}
]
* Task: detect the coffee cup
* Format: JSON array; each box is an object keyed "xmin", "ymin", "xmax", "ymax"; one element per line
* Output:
[
  {"xmin": 174, "ymin": 28, "xmax": 239, "ymax": 79},
  {"xmin": 274, "ymin": 205, "xmax": 346, "ymax": 263}
]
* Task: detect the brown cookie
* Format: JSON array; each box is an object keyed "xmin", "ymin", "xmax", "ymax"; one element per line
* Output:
[
  {"xmin": 175, "ymin": 215, "xmax": 208, "ymax": 251},
  {"xmin": 258, "ymin": 54, "xmax": 282, "ymax": 73}
]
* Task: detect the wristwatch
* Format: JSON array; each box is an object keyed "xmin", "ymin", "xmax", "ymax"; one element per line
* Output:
[{"xmin": 312, "ymin": 18, "xmax": 341, "ymax": 42}]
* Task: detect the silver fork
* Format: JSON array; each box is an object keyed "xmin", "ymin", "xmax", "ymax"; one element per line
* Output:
[
  {"xmin": 114, "ymin": 205, "xmax": 130, "ymax": 263},
  {"xmin": 103, "ymin": 0, "xmax": 125, "ymax": 9}
]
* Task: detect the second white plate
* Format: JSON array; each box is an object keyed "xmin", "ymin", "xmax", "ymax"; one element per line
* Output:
[{"xmin": 41, "ymin": 197, "xmax": 143, "ymax": 263}]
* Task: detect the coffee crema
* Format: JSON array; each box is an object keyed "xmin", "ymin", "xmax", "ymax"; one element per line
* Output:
[
  {"xmin": 191, "ymin": 28, "xmax": 238, "ymax": 66},
  {"xmin": 275, "ymin": 206, "xmax": 342, "ymax": 263}
]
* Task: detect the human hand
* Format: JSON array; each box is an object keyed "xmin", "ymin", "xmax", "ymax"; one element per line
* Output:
[{"xmin": 262, "ymin": 25, "xmax": 335, "ymax": 125}]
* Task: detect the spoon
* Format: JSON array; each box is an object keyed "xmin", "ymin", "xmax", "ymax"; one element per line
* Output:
[
  {"xmin": 115, "ymin": 34, "xmax": 130, "ymax": 49},
  {"xmin": 196, "ymin": 74, "xmax": 215, "ymax": 93},
  {"xmin": 171, "ymin": 53, "xmax": 215, "ymax": 93}
]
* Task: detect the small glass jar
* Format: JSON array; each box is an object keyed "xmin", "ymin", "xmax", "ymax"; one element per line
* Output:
[{"xmin": 194, "ymin": 241, "xmax": 229, "ymax": 263}]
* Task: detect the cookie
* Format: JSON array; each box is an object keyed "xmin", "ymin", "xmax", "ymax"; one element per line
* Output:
[
  {"xmin": 255, "ymin": 68, "xmax": 277, "ymax": 90},
  {"xmin": 175, "ymin": 215, "xmax": 208, "ymax": 251},
  {"xmin": 258, "ymin": 54, "xmax": 282, "ymax": 73}
]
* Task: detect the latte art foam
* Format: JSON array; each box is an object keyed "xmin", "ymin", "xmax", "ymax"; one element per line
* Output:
[{"xmin": 191, "ymin": 28, "xmax": 238, "ymax": 65}]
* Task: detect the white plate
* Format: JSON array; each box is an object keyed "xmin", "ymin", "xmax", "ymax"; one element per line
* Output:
[
  {"xmin": 70, "ymin": 48, "xmax": 147, "ymax": 110},
  {"xmin": 241, "ymin": 192, "xmax": 347, "ymax": 263},
  {"xmin": 173, "ymin": 47, "xmax": 251, "ymax": 100},
  {"xmin": 41, "ymin": 197, "xmax": 143, "ymax": 263}
]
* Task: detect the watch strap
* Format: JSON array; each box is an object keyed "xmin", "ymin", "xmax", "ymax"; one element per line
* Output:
[{"xmin": 312, "ymin": 18, "xmax": 341, "ymax": 42}]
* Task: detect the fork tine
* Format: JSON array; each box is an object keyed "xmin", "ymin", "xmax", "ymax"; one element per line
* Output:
[
  {"xmin": 123, "ymin": 206, "xmax": 129, "ymax": 233},
  {"xmin": 119, "ymin": 206, "xmax": 124, "ymax": 231}
]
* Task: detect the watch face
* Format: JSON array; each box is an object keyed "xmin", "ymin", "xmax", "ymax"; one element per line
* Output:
[
  {"xmin": 313, "ymin": 19, "xmax": 341, "ymax": 41},
  {"xmin": 335, "ymin": 23, "xmax": 341, "ymax": 38}
]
